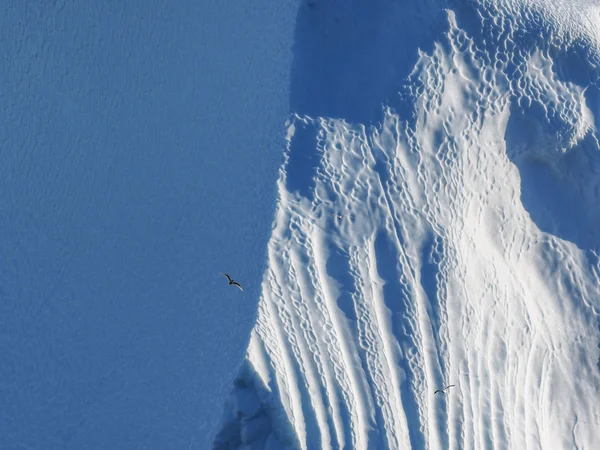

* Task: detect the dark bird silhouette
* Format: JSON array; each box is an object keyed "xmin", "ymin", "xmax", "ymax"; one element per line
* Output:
[
  {"xmin": 330, "ymin": 213, "xmax": 354, "ymax": 220},
  {"xmin": 221, "ymin": 273, "xmax": 244, "ymax": 291},
  {"xmin": 434, "ymin": 384, "xmax": 455, "ymax": 394}
]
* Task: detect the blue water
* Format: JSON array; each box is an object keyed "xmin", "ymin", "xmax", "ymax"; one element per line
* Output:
[{"xmin": 0, "ymin": 1, "xmax": 296, "ymax": 448}]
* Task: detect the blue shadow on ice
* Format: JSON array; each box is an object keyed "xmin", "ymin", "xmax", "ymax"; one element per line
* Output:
[
  {"xmin": 451, "ymin": 0, "xmax": 600, "ymax": 251},
  {"xmin": 450, "ymin": 0, "xmax": 600, "ymax": 252},
  {"xmin": 507, "ymin": 126, "xmax": 600, "ymax": 250},
  {"xmin": 374, "ymin": 231, "xmax": 430, "ymax": 450},
  {"xmin": 285, "ymin": 119, "xmax": 321, "ymax": 200},
  {"xmin": 285, "ymin": 0, "xmax": 464, "ymax": 202},
  {"xmin": 291, "ymin": 0, "xmax": 450, "ymax": 125},
  {"xmin": 213, "ymin": 360, "xmax": 301, "ymax": 450},
  {"xmin": 504, "ymin": 83, "xmax": 600, "ymax": 250}
]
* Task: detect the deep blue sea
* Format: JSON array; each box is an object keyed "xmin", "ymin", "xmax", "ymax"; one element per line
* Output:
[{"xmin": 0, "ymin": 2, "xmax": 296, "ymax": 448}]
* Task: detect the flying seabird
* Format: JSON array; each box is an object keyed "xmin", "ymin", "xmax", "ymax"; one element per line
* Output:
[
  {"xmin": 434, "ymin": 384, "xmax": 455, "ymax": 394},
  {"xmin": 221, "ymin": 273, "xmax": 244, "ymax": 291},
  {"xmin": 330, "ymin": 213, "xmax": 353, "ymax": 220}
]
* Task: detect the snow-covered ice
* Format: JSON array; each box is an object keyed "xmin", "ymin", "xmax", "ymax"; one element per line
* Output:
[{"xmin": 216, "ymin": 0, "xmax": 600, "ymax": 449}]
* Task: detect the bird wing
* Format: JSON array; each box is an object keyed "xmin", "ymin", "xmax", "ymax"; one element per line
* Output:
[
  {"xmin": 232, "ymin": 281, "xmax": 244, "ymax": 291},
  {"xmin": 434, "ymin": 390, "xmax": 443, "ymax": 394},
  {"xmin": 221, "ymin": 272, "xmax": 233, "ymax": 283},
  {"xmin": 445, "ymin": 384, "xmax": 456, "ymax": 389}
]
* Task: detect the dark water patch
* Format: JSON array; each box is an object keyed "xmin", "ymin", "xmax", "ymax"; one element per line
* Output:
[{"xmin": 0, "ymin": 0, "xmax": 297, "ymax": 446}]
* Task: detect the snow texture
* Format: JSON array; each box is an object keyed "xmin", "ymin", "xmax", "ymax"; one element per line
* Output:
[
  {"xmin": 0, "ymin": 1, "xmax": 296, "ymax": 449},
  {"xmin": 216, "ymin": 0, "xmax": 600, "ymax": 449}
]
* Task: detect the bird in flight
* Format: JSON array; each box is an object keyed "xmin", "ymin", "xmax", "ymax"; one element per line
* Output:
[
  {"xmin": 221, "ymin": 273, "xmax": 244, "ymax": 291},
  {"xmin": 330, "ymin": 213, "xmax": 353, "ymax": 220},
  {"xmin": 434, "ymin": 384, "xmax": 455, "ymax": 394}
]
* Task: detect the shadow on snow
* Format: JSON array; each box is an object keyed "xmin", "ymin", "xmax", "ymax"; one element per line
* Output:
[{"xmin": 213, "ymin": 359, "xmax": 301, "ymax": 450}]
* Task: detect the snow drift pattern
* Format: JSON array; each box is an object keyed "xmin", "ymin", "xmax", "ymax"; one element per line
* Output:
[{"xmin": 215, "ymin": 1, "xmax": 600, "ymax": 448}]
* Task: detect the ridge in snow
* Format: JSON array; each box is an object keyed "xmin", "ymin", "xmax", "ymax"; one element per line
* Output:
[{"xmin": 215, "ymin": 0, "xmax": 600, "ymax": 448}]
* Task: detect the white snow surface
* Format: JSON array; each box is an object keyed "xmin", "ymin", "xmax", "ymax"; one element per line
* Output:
[{"xmin": 215, "ymin": 0, "xmax": 600, "ymax": 449}]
